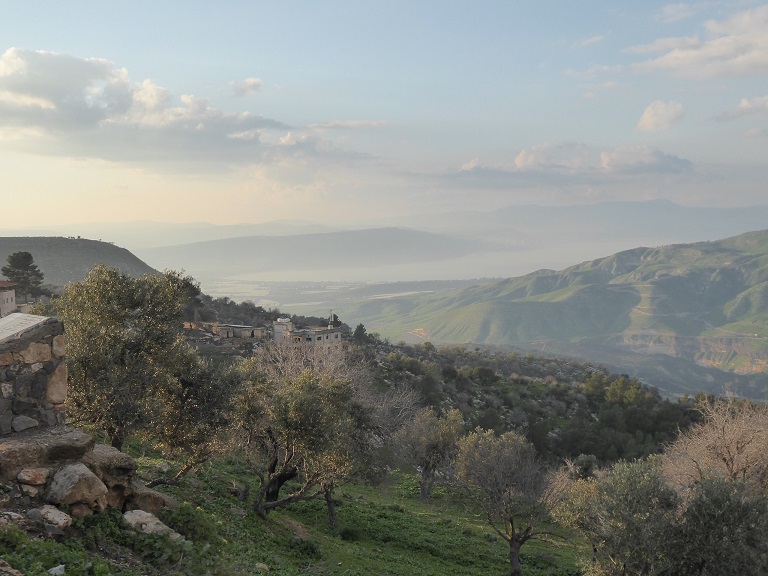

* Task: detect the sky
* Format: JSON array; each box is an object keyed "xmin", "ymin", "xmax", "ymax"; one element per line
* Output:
[{"xmin": 2, "ymin": 1, "xmax": 768, "ymax": 229}]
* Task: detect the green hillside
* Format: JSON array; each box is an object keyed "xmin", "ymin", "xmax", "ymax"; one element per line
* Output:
[
  {"xmin": 0, "ymin": 237, "xmax": 157, "ymax": 289},
  {"xmin": 341, "ymin": 230, "xmax": 768, "ymax": 395}
]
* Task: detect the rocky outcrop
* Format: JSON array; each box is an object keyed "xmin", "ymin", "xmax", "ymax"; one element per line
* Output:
[{"xmin": 0, "ymin": 425, "xmax": 93, "ymax": 482}]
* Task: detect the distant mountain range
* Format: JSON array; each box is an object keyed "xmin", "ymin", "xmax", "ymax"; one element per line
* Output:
[
  {"xmin": 4, "ymin": 200, "xmax": 768, "ymax": 285},
  {"xmin": 334, "ymin": 229, "xmax": 768, "ymax": 399}
]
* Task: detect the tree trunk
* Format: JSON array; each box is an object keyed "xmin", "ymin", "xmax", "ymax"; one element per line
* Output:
[
  {"xmin": 265, "ymin": 468, "xmax": 297, "ymax": 502},
  {"xmin": 509, "ymin": 538, "xmax": 523, "ymax": 576},
  {"xmin": 324, "ymin": 487, "xmax": 337, "ymax": 528},
  {"xmin": 419, "ymin": 468, "xmax": 435, "ymax": 500}
]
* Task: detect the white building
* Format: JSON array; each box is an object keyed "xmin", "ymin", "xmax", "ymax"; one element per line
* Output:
[{"xmin": 0, "ymin": 282, "xmax": 16, "ymax": 318}]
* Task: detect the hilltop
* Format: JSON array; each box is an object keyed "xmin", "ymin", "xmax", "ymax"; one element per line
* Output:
[{"xmin": 0, "ymin": 237, "xmax": 156, "ymax": 290}]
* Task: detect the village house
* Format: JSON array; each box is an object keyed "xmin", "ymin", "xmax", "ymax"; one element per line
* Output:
[
  {"xmin": 0, "ymin": 282, "xmax": 17, "ymax": 318},
  {"xmin": 272, "ymin": 316, "xmax": 345, "ymax": 349}
]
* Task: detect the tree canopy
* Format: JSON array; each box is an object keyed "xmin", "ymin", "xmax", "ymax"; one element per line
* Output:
[
  {"xmin": 1, "ymin": 251, "xmax": 45, "ymax": 303},
  {"xmin": 55, "ymin": 265, "xmax": 210, "ymax": 450}
]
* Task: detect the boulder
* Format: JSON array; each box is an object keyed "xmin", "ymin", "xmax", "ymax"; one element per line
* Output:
[
  {"xmin": 17, "ymin": 467, "xmax": 50, "ymax": 486},
  {"xmin": 45, "ymin": 463, "xmax": 108, "ymax": 512},
  {"xmin": 0, "ymin": 426, "xmax": 93, "ymax": 481},
  {"xmin": 82, "ymin": 444, "xmax": 137, "ymax": 509},
  {"xmin": 123, "ymin": 510, "xmax": 182, "ymax": 540},
  {"xmin": 36, "ymin": 504, "xmax": 72, "ymax": 529},
  {"xmin": 124, "ymin": 479, "xmax": 176, "ymax": 515}
]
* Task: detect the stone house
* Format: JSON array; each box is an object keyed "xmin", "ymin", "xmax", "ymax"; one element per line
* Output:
[{"xmin": 272, "ymin": 317, "xmax": 344, "ymax": 349}]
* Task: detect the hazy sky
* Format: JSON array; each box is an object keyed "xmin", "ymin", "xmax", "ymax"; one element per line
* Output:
[{"xmin": 2, "ymin": 1, "xmax": 767, "ymax": 228}]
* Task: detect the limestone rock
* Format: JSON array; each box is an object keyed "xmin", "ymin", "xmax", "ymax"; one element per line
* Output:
[
  {"xmin": 19, "ymin": 342, "xmax": 51, "ymax": 364},
  {"xmin": 0, "ymin": 426, "xmax": 94, "ymax": 481},
  {"xmin": 0, "ymin": 559, "xmax": 23, "ymax": 576},
  {"xmin": 45, "ymin": 463, "xmax": 108, "ymax": 512},
  {"xmin": 124, "ymin": 478, "xmax": 177, "ymax": 515},
  {"xmin": 37, "ymin": 504, "xmax": 72, "ymax": 529},
  {"xmin": 17, "ymin": 467, "xmax": 50, "ymax": 485},
  {"xmin": 52, "ymin": 335, "xmax": 66, "ymax": 358},
  {"xmin": 254, "ymin": 563, "xmax": 270, "ymax": 572},
  {"xmin": 123, "ymin": 510, "xmax": 182, "ymax": 540},
  {"xmin": 45, "ymin": 363, "xmax": 67, "ymax": 404},
  {"xmin": 82, "ymin": 444, "xmax": 137, "ymax": 509}
]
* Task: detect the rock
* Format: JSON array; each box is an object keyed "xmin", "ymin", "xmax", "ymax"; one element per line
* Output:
[
  {"xmin": 47, "ymin": 565, "xmax": 66, "ymax": 575},
  {"xmin": 123, "ymin": 510, "xmax": 182, "ymax": 540},
  {"xmin": 69, "ymin": 503, "xmax": 93, "ymax": 518},
  {"xmin": 0, "ymin": 426, "xmax": 94, "ymax": 482},
  {"xmin": 38, "ymin": 504, "xmax": 72, "ymax": 529},
  {"xmin": 45, "ymin": 363, "xmax": 67, "ymax": 404},
  {"xmin": 0, "ymin": 558, "xmax": 24, "ymax": 576},
  {"xmin": 254, "ymin": 563, "xmax": 270, "ymax": 572},
  {"xmin": 20, "ymin": 484, "xmax": 39, "ymax": 497},
  {"xmin": 45, "ymin": 463, "xmax": 108, "ymax": 512},
  {"xmin": 52, "ymin": 335, "xmax": 66, "ymax": 358},
  {"xmin": 19, "ymin": 342, "xmax": 51, "ymax": 364},
  {"xmin": 17, "ymin": 467, "xmax": 50, "ymax": 485},
  {"xmin": 11, "ymin": 415, "xmax": 38, "ymax": 433},
  {"xmin": 125, "ymin": 479, "xmax": 176, "ymax": 515},
  {"xmin": 82, "ymin": 444, "xmax": 137, "ymax": 510}
]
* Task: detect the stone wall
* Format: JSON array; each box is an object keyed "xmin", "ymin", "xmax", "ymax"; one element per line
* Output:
[{"xmin": 0, "ymin": 313, "xmax": 66, "ymax": 435}]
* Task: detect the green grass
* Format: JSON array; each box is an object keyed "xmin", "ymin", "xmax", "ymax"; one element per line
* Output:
[{"xmin": 1, "ymin": 443, "xmax": 586, "ymax": 576}]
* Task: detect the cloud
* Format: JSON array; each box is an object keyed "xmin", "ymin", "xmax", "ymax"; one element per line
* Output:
[
  {"xmin": 657, "ymin": 3, "xmax": 701, "ymax": 24},
  {"xmin": 0, "ymin": 48, "xmax": 290, "ymax": 167},
  {"xmin": 574, "ymin": 35, "xmax": 605, "ymax": 49},
  {"xmin": 600, "ymin": 146, "xmax": 692, "ymax": 174},
  {"xmin": 453, "ymin": 143, "xmax": 692, "ymax": 185},
  {"xmin": 630, "ymin": 6, "xmax": 768, "ymax": 77},
  {"xmin": 717, "ymin": 95, "xmax": 768, "ymax": 120},
  {"xmin": 308, "ymin": 120, "xmax": 385, "ymax": 130},
  {"xmin": 231, "ymin": 77, "xmax": 263, "ymax": 96},
  {"xmin": 513, "ymin": 143, "xmax": 596, "ymax": 171},
  {"xmin": 637, "ymin": 100, "xmax": 684, "ymax": 131}
]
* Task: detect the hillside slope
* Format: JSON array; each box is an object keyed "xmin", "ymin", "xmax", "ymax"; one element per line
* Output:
[
  {"xmin": 339, "ymin": 230, "xmax": 768, "ymax": 393},
  {"xmin": 0, "ymin": 237, "xmax": 157, "ymax": 289}
]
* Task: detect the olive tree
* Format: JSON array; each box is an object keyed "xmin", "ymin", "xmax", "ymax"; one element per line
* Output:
[
  {"xmin": 456, "ymin": 428, "xmax": 554, "ymax": 576},
  {"xmin": 235, "ymin": 359, "xmax": 373, "ymax": 526},
  {"xmin": 394, "ymin": 407, "xmax": 463, "ymax": 500},
  {"xmin": 56, "ymin": 265, "xmax": 200, "ymax": 450},
  {"xmin": 555, "ymin": 458, "xmax": 678, "ymax": 576}
]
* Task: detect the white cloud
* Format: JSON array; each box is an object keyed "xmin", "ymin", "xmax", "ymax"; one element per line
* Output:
[
  {"xmin": 717, "ymin": 95, "xmax": 768, "ymax": 120},
  {"xmin": 637, "ymin": 100, "xmax": 684, "ymax": 132},
  {"xmin": 0, "ymin": 48, "xmax": 288, "ymax": 168},
  {"xmin": 231, "ymin": 77, "xmax": 263, "ymax": 97},
  {"xmin": 513, "ymin": 143, "xmax": 596, "ymax": 171},
  {"xmin": 657, "ymin": 3, "xmax": 701, "ymax": 24},
  {"xmin": 574, "ymin": 35, "xmax": 605, "ymax": 49},
  {"xmin": 308, "ymin": 120, "xmax": 385, "ymax": 130},
  {"xmin": 630, "ymin": 6, "xmax": 768, "ymax": 78},
  {"xmin": 600, "ymin": 146, "xmax": 692, "ymax": 174}
]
